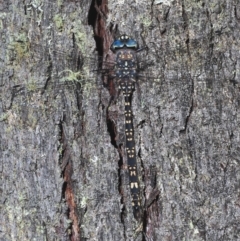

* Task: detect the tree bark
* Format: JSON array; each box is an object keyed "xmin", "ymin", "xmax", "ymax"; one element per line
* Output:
[{"xmin": 1, "ymin": 0, "xmax": 240, "ymax": 240}]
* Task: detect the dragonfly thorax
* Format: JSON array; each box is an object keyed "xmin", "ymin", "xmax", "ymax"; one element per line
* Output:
[{"xmin": 115, "ymin": 49, "xmax": 137, "ymax": 78}]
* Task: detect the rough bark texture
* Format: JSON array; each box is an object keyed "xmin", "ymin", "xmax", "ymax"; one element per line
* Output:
[{"xmin": 1, "ymin": 0, "xmax": 240, "ymax": 240}]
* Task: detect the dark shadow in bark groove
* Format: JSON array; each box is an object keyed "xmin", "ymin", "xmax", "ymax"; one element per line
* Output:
[
  {"xmin": 116, "ymin": 144, "xmax": 126, "ymax": 222},
  {"xmin": 88, "ymin": 0, "xmax": 108, "ymax": 57},
  {"xmin": 88, "ymin": 0, "xmax": 98, "ymax": 26},
  {"xmin": 106, "ymin": 114, "xmax": 118, "ymax": 148}
]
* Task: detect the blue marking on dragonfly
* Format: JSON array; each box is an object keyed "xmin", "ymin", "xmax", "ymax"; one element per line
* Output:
[{"xmin": 111, "ymin": 35, "xmax": 138, "ymax": 51}]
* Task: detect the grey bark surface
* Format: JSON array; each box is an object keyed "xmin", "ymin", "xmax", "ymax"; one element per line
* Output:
[{"xmin": 1, "ymin": 0, "xmax": 240, "ymax": 240}]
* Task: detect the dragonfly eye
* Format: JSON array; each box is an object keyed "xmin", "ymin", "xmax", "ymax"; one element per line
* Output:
[
  {"xmin": 111, "ymin": 35, "xmax": 138, "ymax": 52},
  {"xmin": 125, "ymin": 39, "xmax": 138, "ymax": 49},
  {"xmin": 111, "ymin": 40, "xmax": 124, "ymax": 50}
]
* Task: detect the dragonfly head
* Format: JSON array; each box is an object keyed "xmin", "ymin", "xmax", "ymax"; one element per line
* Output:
[{"xmin": 110, "ymin": 34, "xmax": 138, "ymax": 52}]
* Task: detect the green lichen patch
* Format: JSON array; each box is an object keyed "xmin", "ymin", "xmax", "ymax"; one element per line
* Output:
[
  {"xmin": 0, "ymin": 112, "xmax": 9, "ymax": 122},
  {"xmin": 60, "ymin": 69, "xmax": 96, "ymax": 98},
  {"xmin": 8, "ymin": 33, "xmax": 30, "ymax": 62},
  {"xmin": 53, "ymin": 14, "xmax": 64, "ymax": 31},
  {"xmin": 9, "ymin": 41, "xmax": 30, "ymax": 62}
]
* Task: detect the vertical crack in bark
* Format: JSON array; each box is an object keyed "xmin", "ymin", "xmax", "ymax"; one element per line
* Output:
[
  {"xmin": 181, "ymin": 0, "xmax": 191, "ymax": 61},
  {"xmin": 180, "ymin": 77, "xmax": 194, "ymax": 134},
  {"xmin": 234, "ymin": 5, "xmax": 240, "ymax": 20},
  {"xmin": 88, "ymin": 0, "xmax": 111, "ymax": 55},
  {"xmin": 137, "ymin": 121, "xmax": 161, "ymax": 238},
  {"xmin": 138, "ymin": 126, "xmax": 147, "ymax": 238},
  {"xmin": 59, "ymin": 120, "xmax": 80, "ymax": 241},
  {"xmin": 144, "ymin": 168, "xmax": 160, "ymax": 240},
  {"xmin": 106, "ymin": 105, "xmax": 126, "ymax": 224},
  {"xmin": 106, "ymin": 108, "xmax": 118, "ymax": 148},
  {"xmin": 117, "ymin": 145, "xmax": 126, "ymax": 227}
]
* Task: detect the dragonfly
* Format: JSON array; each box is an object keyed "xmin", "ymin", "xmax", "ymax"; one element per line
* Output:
[{"xmin": 109, "ymin": 34, "xmax": 145, "ymax": 220}]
